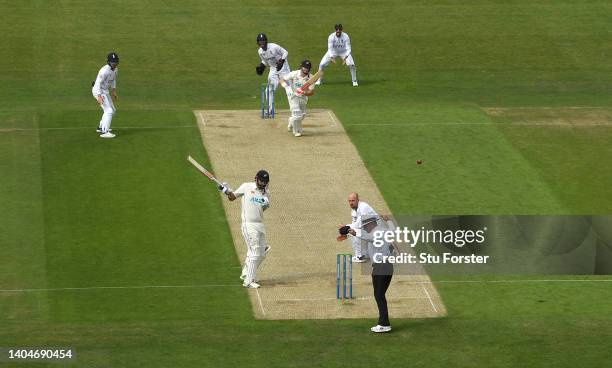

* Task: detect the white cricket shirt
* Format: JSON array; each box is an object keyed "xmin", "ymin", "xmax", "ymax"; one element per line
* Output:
[
  {"xmin": 92, "ymin": 64, "xmax": 118, "ymax": 96},
  {"xmin": 258, "ymin": 43, "xmax": 289, "ymax": 68},
  {"xmin": 233, "ymin": 182, "xmax": 270, "ymax": 223},
  {"xmin": 349, "ymin": 201, "xmax": 379, "ymax": 237},
  {"xmin": 327, "ymin": 32, "xmax": 352, "ymax": 57},
  {"xmin": 283, "ymin": 70, "xmax": 314, "ymax": 98}
]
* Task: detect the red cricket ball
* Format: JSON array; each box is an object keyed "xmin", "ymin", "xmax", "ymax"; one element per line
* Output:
[{"xmin": 416, "ymin": 160, "xmax": 423, "ymax": 165}]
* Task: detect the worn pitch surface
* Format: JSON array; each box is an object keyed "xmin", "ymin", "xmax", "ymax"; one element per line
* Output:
[{"xmin": 195, "ymin": 109, "xmax": 446, "ymax": 319}]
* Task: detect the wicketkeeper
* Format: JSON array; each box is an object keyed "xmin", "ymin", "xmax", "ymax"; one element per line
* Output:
[{"xmin": 255, "ymin": 33, "xmax": 290, "ymax": 115}]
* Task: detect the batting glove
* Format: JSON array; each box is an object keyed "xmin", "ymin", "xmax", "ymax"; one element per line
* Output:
[{"xmin": 218, "ymin": 182, "xmax": 230, "ymax": 194}]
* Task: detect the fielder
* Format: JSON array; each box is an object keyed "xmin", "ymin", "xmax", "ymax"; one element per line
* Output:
[
  {"xmin": 341, "ymin": 192, "xmax": 379, "ymax": 263},
  {"xmin": 279, "ymin": 60, "xmax": 315, "ymax": 137},
  {"xmin": 92, "ymin": 52, "xmax": 119, "ymax": 138},
  {"xmin": 220, "ymin": 170, "xmax": 271, "ymax": 289},
  {"xmin": 315, "ymin": 24, "xmax": 358, "ymax": 86},
  {"xmin": 255, "ymin": 33, "xmax": 291, "ymax": 115}
]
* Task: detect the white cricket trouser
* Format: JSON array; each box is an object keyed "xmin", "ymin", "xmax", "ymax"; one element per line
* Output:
[
  {"xmin": 267, "ymin": 64, "xmax": 290, "ymax": 111},
  {"xmin": 351, "ymin": 235, "xmax": 364, "ymax": 258},
  {"xmin": 318, "ymin": 52, "xmax": 357, "ymax": 83},
  {"xmin": 93, "ymin": 91, "xmax": 116, "ymax": 133},
  {"xmin": 240, "ymin": 222, "xmax": 268, "ymax": 285},
  {"xmin": 288, "ymin": 96, "xmax": 307, "ymax": 135}
]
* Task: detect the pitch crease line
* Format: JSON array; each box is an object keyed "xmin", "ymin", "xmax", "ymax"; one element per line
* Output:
[
  {"xmin": 255, "ymin": 289, "xmax": 266, "ymax": 317},
  {"xmin": 327, "ymin": 110, "xmax": 337, "ymax": 126},
  {"xmin": 278, "ymin": 296, "xmax": 429, "ymax": 302},
  {"xmin": 3, "ymin": 279, "xmax": 610, "ymax": 293},
  {"xmin": 197, "ymin": 111, "xmax": 206, "ymax": 126},
  {"xmin": 421, "ymin": 284, "xmax": 438, "ymax": 313}
]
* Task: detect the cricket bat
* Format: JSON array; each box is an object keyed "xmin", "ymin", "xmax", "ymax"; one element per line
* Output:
[
  {"xmin": 296, "ymin": 70, "xmax": 323, "ymax": 95},
  {"xmin": 187, "ymin": 155, "xmax": 224, "ymax": 187}
]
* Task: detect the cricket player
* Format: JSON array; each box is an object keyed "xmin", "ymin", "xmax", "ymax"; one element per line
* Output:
[
  {"xmin": 279, "ymin": 60, "xmax": 315, "ymax": 137},
  {"xmin": 92, "ymin": 52, "xmax": 119, "ymax": 138},
  {"xmin": 352, "ymin": 214, "xmax": 394, "ymax": 333},
  {"xmin": 220, "ymin": 170, "xmax": 271, "ymax": 289},
  {"xmin": 255, "ymin": 33, "xmax": 290, "ymax": 114},
  {"xmin": 340, "ymin": 192, "xmax": 379, "ymax": 263},
  {"xmin": 315, "ymin": 24, "xmax": 358, "ymax": 86}
]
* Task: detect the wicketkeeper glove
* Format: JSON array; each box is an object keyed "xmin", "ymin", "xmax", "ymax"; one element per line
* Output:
[
  {"xmin": 276, "ymin": 59, "xmax": 285, "ymax": 71},
  {"xmin": 256, "ymin": 63, "xmax": 266, "ymax": 75},
  {"xmin": 339, "ymin": 225, "xmax": 351, "ymax": 235}
]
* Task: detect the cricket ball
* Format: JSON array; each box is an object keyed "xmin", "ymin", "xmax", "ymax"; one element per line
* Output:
[{"xmin": 416, "ymin": 160, "xmax": 423, "ymax": 165}]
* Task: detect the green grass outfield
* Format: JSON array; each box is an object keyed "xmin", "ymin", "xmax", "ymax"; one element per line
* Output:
[{"xmin": 1, "ymin": 1, "xmax": 612, "ymax": 367}]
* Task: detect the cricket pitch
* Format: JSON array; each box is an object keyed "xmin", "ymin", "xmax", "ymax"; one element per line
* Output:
[{"xmin": 194, "ymin": 109, "xmax": 447, "ymax": 320}]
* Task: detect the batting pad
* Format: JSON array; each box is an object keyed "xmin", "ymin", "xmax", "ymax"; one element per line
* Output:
[{"xmin": 194, "ymin": 109, "xmax": 446, "ymax": 320}]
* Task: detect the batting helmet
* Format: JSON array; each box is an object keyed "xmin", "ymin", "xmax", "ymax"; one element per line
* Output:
[
  {"xmin": 107, "ymin": 52, "xmax": 119, "ymax": 64},
  {"xmin": 256, "ymin": 169, "xmax": 270, "ymax": 183},
  {"xmin": 334, "ymin": 23, "xmax": 343, "ymax": 31},
  {"xmin": 300, "ymin": 60, "xmax": 312, "ymax": 71},
  {"xmin": 256, "ymin": 33, "xmax": 268, "ymax": 43}
]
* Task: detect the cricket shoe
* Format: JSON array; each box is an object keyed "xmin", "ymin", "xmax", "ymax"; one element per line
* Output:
[
  {"xmin": 294, "ymin": 132, "xmax": 302, "ymax": 137},
  {"xmin": 352, "ymin": 255, "xmax": 367, "ymax": 263},
  {"xmin": 240, "ymin": 275, "xmax": 261, "ymax": 283},
  {"xmin": 100, "ymin": 132, "xmax": 116, "ymax": 138},
  {"xmin": 265, "ymin": 246, "xmax": 271, "ymax": 256},
  {"xmin": 96, "ymin": 127, "xmax": 112, "ymax": 133},
  {"xmin": 371, "ymin": 325, "xmax": 392, "ymax": 333},
  {"xmin": 243, "ymin": 281, "xmax": 261, "ymax": 289},
  {"xmin": 287, "ymin": 124, "xmax": 293, "ymax": 132},
  {"xmin": 352, "ymin": 81, "xmax": 359, "ymax": 87}
]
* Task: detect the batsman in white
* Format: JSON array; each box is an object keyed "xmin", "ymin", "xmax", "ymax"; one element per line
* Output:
[
  {"xmin": 92, "ymin": 52, "xmax": 119, "ymax": 138},
  {"xmin": 315, "ymin": 24, "xmax": 358, "ymax": 87},
  {"xmin": 255, "ymin": 33, "xmax": 291, "ymax": 113},
  {"xmin": 279, "ymin": 60, "xmax": 315, "ymax": 137},
  {"xmin": 220, "ymin": 170, "xmax": 271, "ymax": 289},
  {"xmin": 343, "ymin": 192, "xmax": 379, "ymax": 263}
]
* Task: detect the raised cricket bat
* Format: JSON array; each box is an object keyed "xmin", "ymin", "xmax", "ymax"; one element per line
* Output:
[
  {"xmin": 187, "ymin": 155, "xmax": 223, "ymax": 187},
  {"xmin": 296, "ymin": 70, "xmax": 323, "ymax": 95}
]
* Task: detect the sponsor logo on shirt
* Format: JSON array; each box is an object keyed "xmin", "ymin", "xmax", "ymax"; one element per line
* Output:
[{"xmin": 251, "ymin": 197, "xmax": 267, "ymax": 205}]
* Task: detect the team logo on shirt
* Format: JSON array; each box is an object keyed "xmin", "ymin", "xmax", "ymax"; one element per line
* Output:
[{"xmin": 251, "ymin": 197, "xmax": 267, "ymax": 205}]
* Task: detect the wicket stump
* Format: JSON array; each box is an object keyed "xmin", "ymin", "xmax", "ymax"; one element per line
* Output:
[
  {"xmin": 260, "ymin": 83, "xmax": 275, "ymax": 119},
  {"xmin": 336, "ymin": 253, "xmax": 353, "ymax": 299}
]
